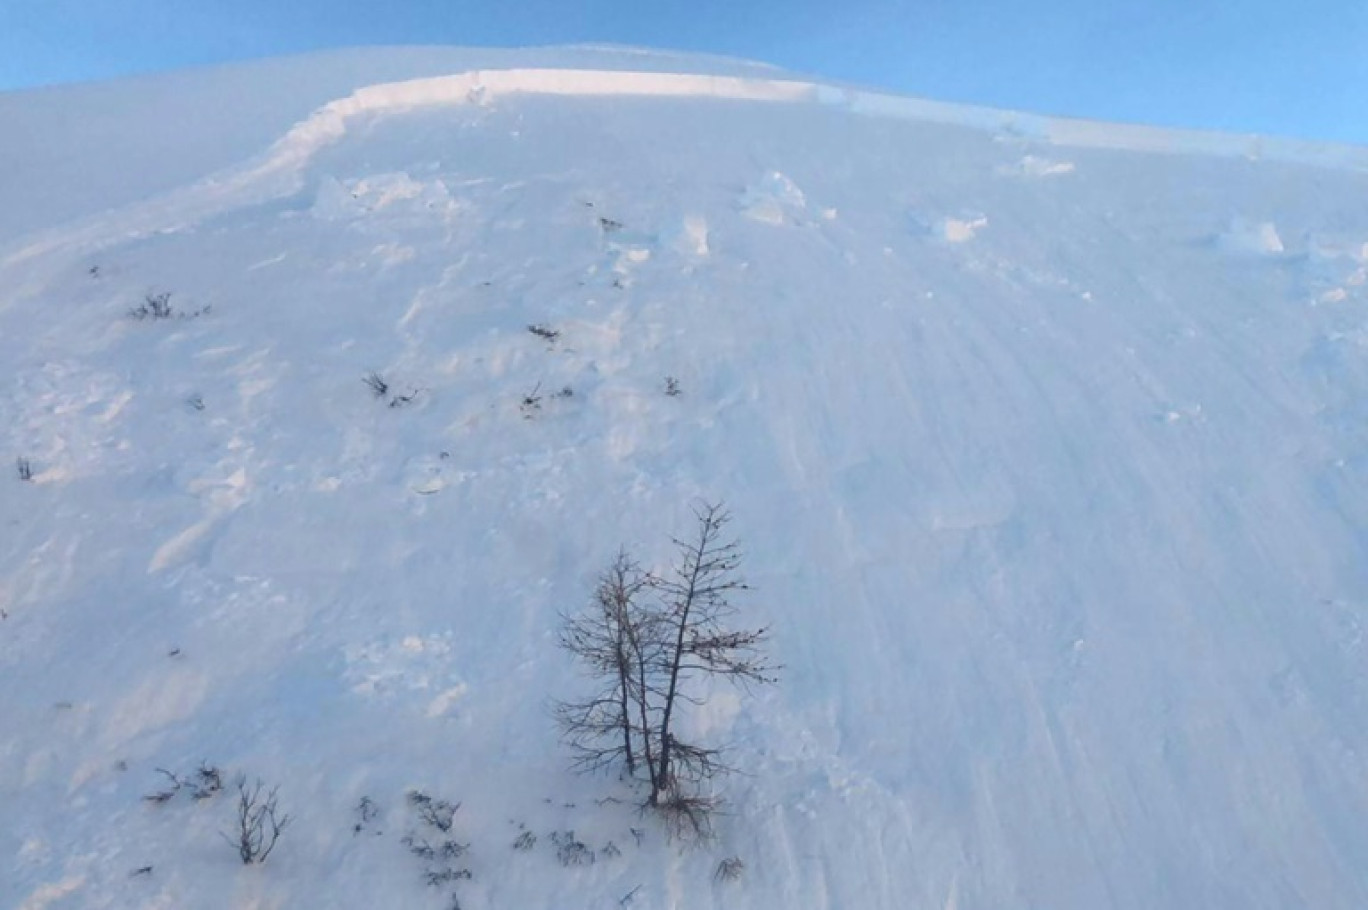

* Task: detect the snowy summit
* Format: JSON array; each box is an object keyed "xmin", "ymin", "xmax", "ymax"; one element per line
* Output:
[{"xmin": 3, "ymin": 45, "xmax": 1368, "ymax": 910}]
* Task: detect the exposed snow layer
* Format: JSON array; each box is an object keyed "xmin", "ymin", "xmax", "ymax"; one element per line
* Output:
[
  {"xmin": 0, "ymin": 46, "xmax": 785, "ymax": 247},
  {"xmin": 4, "ymin": 47, "xmax": 1368, "ymax": 910},
  {"xmin": 4, "ymin": 50, "xmax": 1367, "ymax": 252}
]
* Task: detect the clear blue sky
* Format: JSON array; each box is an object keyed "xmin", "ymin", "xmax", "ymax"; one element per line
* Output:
[{"xmin": 2, "ymin": 0, "xmax": 1366, "ymax": 144}]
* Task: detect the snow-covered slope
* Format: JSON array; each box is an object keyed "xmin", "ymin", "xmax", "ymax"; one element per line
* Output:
[{"xmin": 4, "ymin": 47, "xmax": 1368, "ymax": 910}]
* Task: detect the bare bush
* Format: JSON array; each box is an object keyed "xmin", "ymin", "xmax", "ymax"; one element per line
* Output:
[
  {"xmin": 527, "ymin": 324, "xmax": 561, "ymax": 342},
  {"xmin": 403, "ymin": 834, "xmax": 468, "ymax": 861},
  {"xmin": 664, "ymin": 376, "xmax": 681, "ymax": 397},
  {"xmin": 222, "ymin": 778, "xmax": 291, "ymax": 865},
  {"xmin": 363, "ymin": 372, "xmax": 390, "ymax": 398},
  {"xmin": 714, "ymin": 855, "xmax": 745, "ymax": 883},
  {"xmin": 426, "ymin": 868, "xmax": 473, "ymax": 887},
  {"xmin": 16, "ymin": 457, "xmax": 33, "ymax": 482},
  {"xmin": 389, "ymin": 388, "xmax": 421, "ymax": 408},
  {"xmin": 129, "ymin": 292, "xmax": 175, "ymax": 320},
  {"xmin": 656, "ymin": 788, "xmax": 718, "ymax": 846},
  {"xmin": 550, "ymin": 830, "xmax": 595, "ymax": 867},
  {"xmin": 403, "ymin": 790, "xmax": 471, "ymax": 906},
  {"xmin": 409, "ymin": 791, "xmax": 459, "ymax": 832},
  {"xmin": 521, "ymin": 382, "xmax": 543, "ymax": 418},
  {"xmin": 144, "ymin": 768, "xmax": 184, "ymax": 804},
  {"xmin": 145, "ymin": 763, "xmax": 222, "ymax": 804},
  {"xmin": 512, "ymin": 830, "xmax": 537, "ymax": 851},
  {"xmin": 127, "ymin": 292, "xmax": 209, "ymax": 320},
  {"xmin": 191, "ymin": 762, "xmax": 223, "ymax": 799},
  {"xmin": 353, "ymin": 796, "xmax": 380, "ymax": 835}
]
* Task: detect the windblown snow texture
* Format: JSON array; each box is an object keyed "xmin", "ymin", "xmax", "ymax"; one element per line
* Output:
[{"xmin": 3, "ymin": 46, "xmax": 1368, "ymax": 910}]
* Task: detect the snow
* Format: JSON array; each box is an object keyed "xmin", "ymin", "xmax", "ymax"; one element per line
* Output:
[
  {"xmin": 1217, "ymin": 217, "xmax": 1286, "ymax": 256},
  {"xmin": 4, "ymin": 45, "xmax": 1368, "ymax": 910}
]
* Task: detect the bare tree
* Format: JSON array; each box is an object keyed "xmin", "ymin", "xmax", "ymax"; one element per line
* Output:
[
  {"xmin": 557, "ymin": 502, "xmax": 776, "ymax": 831},
  {"xmin": 647, "ymin": 503, "xmax": 774, "ymax": 806},
  {"xmin": 222, "ymin": 778, "xmax": 291, "ymax": 864},
  {"xmin": 556, "ymin": 550, "xmax": 658, "ymax": 779}
]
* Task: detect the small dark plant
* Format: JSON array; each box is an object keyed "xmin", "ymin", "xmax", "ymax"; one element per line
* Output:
[
  {"xmin": 656, "ymin": 789, "xmax": 719, "ymax": 846},
  {"xmin": 714, "ymin": 856, "xmax": 745, "ymax": 883},
  {"xmin": 127, "ymin": 292, "xmax": 209, "ymax": 320},
  {"xmin": 129, "ymin": 292, "xmax": 175, "ymax": 320},
  {"xmin": 16, "ymin": 457, "xmax": 33, "ymax": 482},
  {"xmin": 527, "ymin": 324, "xmax": 561, "ymax": 343},
  {"xmin": 551, "ymin": 830, "xmax": 595, "ymax": 867},
  {"xmin": 145, "ymin": 763, "xmax": 221, "ymax": 803},
  {"xmin": 405, "ymin": 792, "xmax": 469, "ymax": 855},
  {"xmin": 402, "ymin": 835, "xmax": 437, "ymax": 860},
  {"xmin": 363, "ymin": 372, "xmax": 389, "ymax": 398},
  {"xmin": 418, "ymin": 798, "xmax": 458, "ymax": 833},
  {"xmin": 599, "ymin": 217, "xmax": 624, "ymax": 233},
  {"xmin": 512, "ymin": 830, "xmax": 537, "ymax": 851},
  {"xmin": 191, "ymin": 762, "xmax": 223, "ymax": 800},
  {"xmin": 600, "ymin": 841, "xmax": 622, "ymax": 859},
  {"xmin": 664, "ymin": 376, "xmax": 681, "ymax": 397},
  {"xmin": 403, "ymin": 834, "xmax": 469, "ymax": 860},
  {"xmin": 144, "ymin": 768, "xmax": 183, "ymax": 804},
  {"xmin": 222, "ymin": 777, "xmax": 291, "ymax": 865},
  {"xmin": 521, "ymin": 383, "xmax": 543, "ymax": 418},
  {"xmin": 403, "ymin": 791, "xmax": 472, "ymax": 905},
  {"xmin": 143, "ymin": 777, "xmax": 179, "ymax": 799},
  {"xmin": 354, "ymin": 796, "xmax": 380, "ymax": 835},
  {"xmin": 425, "ymin": 868, "xmax": 473, "ymax": 887},
  {"xmin": 389, "ymin": 388, "xmax": 422, "ymax": 408}
]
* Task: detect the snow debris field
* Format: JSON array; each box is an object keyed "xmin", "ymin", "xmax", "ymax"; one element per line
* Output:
[{"xmin": 3, "ymin": 45, "xmax": 1368, "ymax": 910}]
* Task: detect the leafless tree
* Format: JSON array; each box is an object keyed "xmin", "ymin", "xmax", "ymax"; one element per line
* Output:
[
  {"xmin": 557, "ymin": 503, "xmax": 776, "ymax": 833},
  {"xmin": 646, "ymin": 503, "xmax": 774, "ymax": 807},
  {"xmin": 556, "ymin": 550, "xmax": 658, "ymax": 778}
]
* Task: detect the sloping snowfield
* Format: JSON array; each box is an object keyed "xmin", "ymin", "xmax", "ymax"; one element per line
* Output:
[{"xmin": 3, "ymin": 46, "xmax": 1368, "ymax": 910}]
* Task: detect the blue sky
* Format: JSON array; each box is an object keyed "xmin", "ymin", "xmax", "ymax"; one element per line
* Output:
[{"xmin": 2, "ymin": 0, "xmax": 1365, "ymax": 143}]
